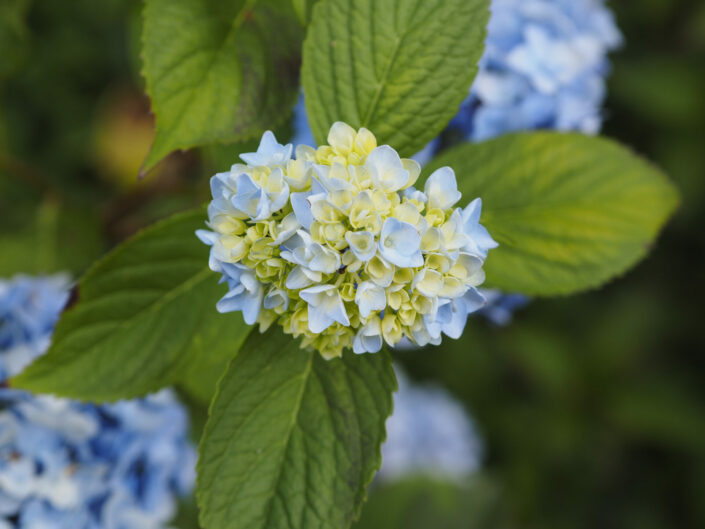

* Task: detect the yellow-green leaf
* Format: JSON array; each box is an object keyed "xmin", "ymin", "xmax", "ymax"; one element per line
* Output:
[
  {"xmin": 425, "ymin": 132, "xmax": 679, "ymax": 295},
  {"xmin": 141, "ymin": 0, "xmax": 302, "ymax": 173}
]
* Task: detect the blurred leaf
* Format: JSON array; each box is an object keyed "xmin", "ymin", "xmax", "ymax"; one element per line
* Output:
[
  {"xmin": 0, "ymin": 0, "xmax": 31, "ymax": 79},
  {"xmin": 0, "ymin": 171, "xmax": 104, "ymax": 277},
  {"xmin": 609, "ymin": 57, "xmax": 705, "ymax": 128},
  {"xmin": 302, "ymin": 0, "xmax": 489, "ymax": 156},
  {"xmin": 353, "ymin": 476, "xmax": 508, "ymax": 529},
  {"xmin": 12, "ymin": 209, "xmax": 248, "ymax": 401},
  {"xmin": 141, "ymin": 0, "xmax": 302, "ymax": 173},
  {"xmin": 173, "ymin": 495, "xmax": 202, "ymax": 529},
  {"xmin": 426, "ymin": 132, "xmax": 679, "ymax": 296},
  {"xmin": 291, "ymin": 0, "xmax": 319, "ymax": 25},
  {"xmin": 197, "ymin": 327, "xmax": 396, "ymax": 529},
  {"xmin": 1, "ymin": 0, "xmax": 139, "ymax": 185},
  {"xmin": 609, "ymin": 380, "xmax": 705, "ymax": 451}
]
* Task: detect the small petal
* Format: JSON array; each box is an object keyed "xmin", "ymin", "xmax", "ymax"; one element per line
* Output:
[
  {"xmin": 327, "ymin": 122, "xmax": 357, "ymax": 154},
  {"xmin": 290, "ymin": 191, "xmax": 314, "ymax": 229},
  {"xmin": 424, "ymin": 167, "xmax": 462, "ymax": 210},
  {"xmin": 300, "ymin": 285, "xmax": 350, "ymax": 332},
  {"xmin": 355, "ymin": 281, "xmax": 387, "ymax": 318},
  {"xmin": 366, "ymin": 146, "xmax": 410, "ymax": 192},
  {"xmin": 240, "ymin": 131, "xmax": 293, "ymax": 166},
  {"xmin": 379, "ymin": 218, "xmax": 423, "ymax": 268},
  {"xmin": 345, "ymin": 231, "xmax": 377, "ymax": 262},
  {"xmin": 461, "ymin": 198, "xmax": 499, "ymax": 258},
  {"xmin": 353, "ymin": 317, "xmax": 383, "ymax": 354}
]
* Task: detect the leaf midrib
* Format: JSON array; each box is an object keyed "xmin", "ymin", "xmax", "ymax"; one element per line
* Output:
[
  {"xmin": 262, "ymin": 352, "xmax": 314, "ymax": 528},
  {"xmin": 208, "ymin": 350, "xmax": 315, "ymax": 528}
]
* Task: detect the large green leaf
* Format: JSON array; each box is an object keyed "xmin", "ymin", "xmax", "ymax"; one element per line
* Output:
[
  {"xmin": 424, "ymin": 133, "xmax": 678, "ymax": 295},
  {"xmin": 197, "ymin": 328, "xmax": 396, "ymax": 529},
  {"xmin": 141, "ymin": 0, "xmax": 302, "ymax": 174},
  {"xmin": 12, "ymin": 209, "xmax": 250, "ymax": 401},
  {"xmin": 302, "ymin": 0, "xmax": 489, "ymax": 156}
]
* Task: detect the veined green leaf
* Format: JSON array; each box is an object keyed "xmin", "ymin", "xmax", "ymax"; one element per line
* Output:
[
  {"xmin": 302, "ymin": 0, "xmax": 489, "ymax": 156},
  {"xmin": 197, "ymin": 328, "xmax": 396, "ymax": 529},
  {"xmin": 12, "ymin": 209, "xmax": 250, "ymax": 401},
  {"xmin": 425, "ymin": 132, "xmax": 679, "ymax": 295},
  {"xmin": 141, "ymin": 0, "xmax": 302, "ymax": 174}
]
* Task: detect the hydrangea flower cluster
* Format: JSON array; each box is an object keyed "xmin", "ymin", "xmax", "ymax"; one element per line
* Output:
[
  {"xmin": 0, "ymin": 276, "xmax": 195, "ymax": 529},
  {"xmin": 380, "ymin": 369, "xmax": 482, "ymax": 481},
  {"xmin": 452, "ymin": 0, "xmax": 622, "ymax": 142},
  {"xmin": 198, "ymin": 123, "xmax": 497, "ymax": 359}
]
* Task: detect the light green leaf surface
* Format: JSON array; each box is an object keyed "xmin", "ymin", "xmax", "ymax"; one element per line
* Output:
[
  {"xmin": 426, "ymin": 132, "xmax": 679, "ymax": 295},
  {"xmin": 141, "ymin": 0, "xmax": 302, "ymax": 173},
  {"xmin": 302, "ymin": 0, "xmax": 489, "ymax": 156},
  {"xmin": 12, "ymin": 209, "xmax": 249, "ymax": 401},
  {"xmin": 292, "ymin": 0, "xmax": 319, "ymax": 25},
  {"xmin": 197, "ymin": 328, "xmax": 396, "ymax": 529}
]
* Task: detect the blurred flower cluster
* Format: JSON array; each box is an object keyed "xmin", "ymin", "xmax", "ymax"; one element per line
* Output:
[
  {"xmin": 380, "ymin": 369, "xmax": 482, "ymax": 481},
  {"xmin": 198, "ymin": 123, "xmax": 497, "ymax": 359},
  {"xmin": 451, "ymin": 0, "xmax": 622, "ymax": 142},
  {"xmin": 0, "ymin": 276, "xmax": 195, "ymax": 529}
]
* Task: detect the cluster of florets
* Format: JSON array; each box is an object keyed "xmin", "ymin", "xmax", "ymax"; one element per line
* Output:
[
  {"xmin": 198, "ymin": 123, "xmax": 497, "ymax": 359},
  {"xmin": 0, "ymin": 275, "xmax": 195, "ymax": 529},
  {"xmin": 451, "ymin": 0, "xmax": 622, "ymax": 142}
]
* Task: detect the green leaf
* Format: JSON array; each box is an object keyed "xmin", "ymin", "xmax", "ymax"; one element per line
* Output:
[
  {"xmin": 141, "ymin": 0, "xmax": 302, "ymax": 174},
  {"xmin": 292, "ymin": 0, "xmax": 319, "ymax": 25},
  {"xmin": 197, "ymin": 327, "xmax": 396, "ymax": 529},
  {"xmin": 353, "ymin": 476, "xmax": 506, "ymax": 529},
  {"xmin": 12, "ymin": 209, "xmax": 249, "ymax": 401},
  {"xmin": 302, "ymin": 0, "xmax": 489, "ymax": 156},
  {"xmin": 178, "ymin": 311, "xmax": 251, "ymax": 405},
  {"xmin": 425, "ymin": 132, "xmax": 679, "ymax": 296},
  {"xmin": 0, "ymin": 0, "xmax": 30, "ymax": 80}
]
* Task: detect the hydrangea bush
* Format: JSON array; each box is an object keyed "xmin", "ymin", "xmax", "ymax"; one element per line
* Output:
[
  {"xmin": 0, "ymin": 276, "xmax": 195, "ymax": 529},
  {"xmin": 10, "ymin": 0, "xmax": 678, "ymax": 528}
]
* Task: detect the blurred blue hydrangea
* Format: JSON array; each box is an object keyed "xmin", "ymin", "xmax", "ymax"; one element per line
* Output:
[
  {"xmin": 0, "ymin": 276, "xmax": 69, "ymax": 381},
  {"xmin": 450, "ymin": 0, "xmax": 622, "ymax": 142},
  {"xmin": 476, "ymin": 289, "xmax": 530, "ymax": 326},
  {"xmin": 0, "ymin": 276, "xmax": 196, "ymax": 529},
  {"xmin": 379, "ymin": 369, "xmax": 482, "ymax": 481}
]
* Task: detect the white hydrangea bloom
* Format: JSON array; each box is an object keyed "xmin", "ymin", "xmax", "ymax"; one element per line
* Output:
[{"xmin": 198, "ymin": 123, "xmax": 497, "ymax": 359}]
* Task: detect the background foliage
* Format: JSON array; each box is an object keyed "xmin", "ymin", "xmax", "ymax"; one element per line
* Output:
[{"xmin": 1, "ymin": 0, "xmax": 703, "ymax": 528}]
